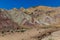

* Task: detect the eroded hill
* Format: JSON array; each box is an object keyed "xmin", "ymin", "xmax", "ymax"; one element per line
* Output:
[
  {"xmin": 0, "ymin": 6, "xmax": 60, "ymax": 40},
  {"xmin": 5, "ymin": 6, "xmax": 60, "ymax": 28}
]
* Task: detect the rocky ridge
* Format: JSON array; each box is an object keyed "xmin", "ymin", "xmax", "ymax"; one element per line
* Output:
[{"xmin": 5, "ymin": 6, "xmax": 60, "ymax": 28}]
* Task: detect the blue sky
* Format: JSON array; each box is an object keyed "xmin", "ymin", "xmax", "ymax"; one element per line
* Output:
[{"xmin": 0, "ymin": 0, "xmax": 60, "ymax": 9}]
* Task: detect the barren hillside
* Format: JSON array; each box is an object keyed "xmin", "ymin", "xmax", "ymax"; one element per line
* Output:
[{"xmin": 0, "ymin": 6, "xmax": 60, "ymax": 40}]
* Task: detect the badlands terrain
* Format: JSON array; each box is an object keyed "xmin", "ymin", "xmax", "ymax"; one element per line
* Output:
[{"xmin": 0, "ymin": 6, "xmax": 60, "ymax": 40}]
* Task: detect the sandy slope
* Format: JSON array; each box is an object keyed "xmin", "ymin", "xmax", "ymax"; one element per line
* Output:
[
  {"xmin": 42, "ymin": 30, "xmax": 60, "ymax": 40},
  {"xmin": 0, "ymin": 28, "xmax": 60, "ymax": 40},
  {"xmin": 0, "ymin": 28, "xmax": 45, "ymax": 40}
]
